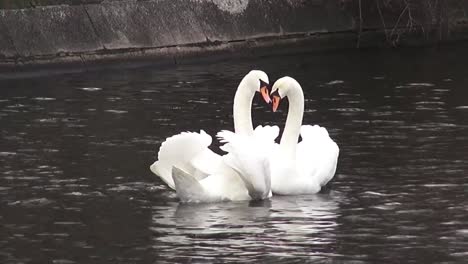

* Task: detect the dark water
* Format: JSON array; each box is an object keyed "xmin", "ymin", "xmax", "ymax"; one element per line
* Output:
[{"xmin": 1, "ymin": 46, "xmax": 468, "ymax": 263}]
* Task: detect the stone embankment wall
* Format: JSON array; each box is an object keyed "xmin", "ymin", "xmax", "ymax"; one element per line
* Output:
[{"xmin": 0, "ymin": 0, "xmax": 467, "ymax": 70}]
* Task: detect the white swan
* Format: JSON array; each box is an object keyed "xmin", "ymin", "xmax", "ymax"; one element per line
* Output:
[
  {"xmin": 268, "ymin": 77, "xmax": 339, "ymax": 195},
  {"xmin": 150, "ymin": 70, "xmax": 277, "ymax": 202}
]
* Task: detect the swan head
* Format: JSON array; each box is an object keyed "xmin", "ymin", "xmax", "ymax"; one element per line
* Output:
[
  {"xmin": 270, "ymin": 76, "xmax": 300, "ymax": 112},
  {"xmin": 244, "ymin": 70, "xmax": 271, "ymax": 103}
]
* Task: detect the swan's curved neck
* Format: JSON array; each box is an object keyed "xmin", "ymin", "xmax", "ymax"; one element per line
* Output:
[
  {"xmin": 233, "ymin": 80, "xmax": 255, "ymax": 135},
  {"xmin": 280, "ymin": 85, "xmax": 304, "ymax": 160}
]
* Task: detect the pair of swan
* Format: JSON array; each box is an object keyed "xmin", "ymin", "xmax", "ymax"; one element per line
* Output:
[{"xmin": 150, "ymin": 70, "xmax": 339, "ymax": 202}]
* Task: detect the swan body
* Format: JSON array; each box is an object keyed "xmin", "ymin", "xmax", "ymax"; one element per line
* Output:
[
  {"xmin": 150, "ymin": 70, "xmax": 274, "ymax": 202},
  {"xmin": 171, "ymin": 125, "xmax": 278, "ymax": 203},
  {"xmin": 269, "ymin": 77, "xmax": 339, "ymax": 195},
  {"xmin": 217, "ymin": 125, "xmax": 278, "ymax": 199}
]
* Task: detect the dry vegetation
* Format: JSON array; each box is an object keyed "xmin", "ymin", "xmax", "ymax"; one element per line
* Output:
[{"xmin": 342, "ymin": 0, "xmax": 468, "ymax": 47}]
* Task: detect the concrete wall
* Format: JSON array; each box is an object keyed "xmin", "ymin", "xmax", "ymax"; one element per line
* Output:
[{"xmin": 0, "ymin": 0, "xmax": 467, "ymax": 70}]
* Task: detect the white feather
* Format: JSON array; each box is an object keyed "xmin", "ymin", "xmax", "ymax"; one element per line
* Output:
[
  {"xmin": 152, "ymin": 130, "xmax": 252, "ymax": 202},
  {"xmin": 150, "ymin": 130, "xmax": 221, "ymax": 189},
  {"xmin": 269, "ymin": 77, "xmax": 340, "ymax": 195},
  {"xmin": 217, "ymin": 125, "xmax": 278, "ymax": 200},
  {"xmin": 150, "ymin": 70, "xmax": 275, "ymax": 202},
  {"xmin": 297, "ymin": 125, "xmax": 340, "ymax": 188}
]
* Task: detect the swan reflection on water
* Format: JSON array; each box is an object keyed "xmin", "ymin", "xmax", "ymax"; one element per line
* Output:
[{"xmin": 150, "ymin": 193, "xmax": 341, "ymax": 258}]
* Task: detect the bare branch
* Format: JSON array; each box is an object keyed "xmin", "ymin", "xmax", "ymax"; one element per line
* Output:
[
  {"xmin": 376, "ymin": 0, "xmax": 390, "ymax": 42},
  {"xmin": 357, "ymin": 0, "xmax": 363, "ymax": 48},
  {"xmin": 390, "ymin": 4, "xmax": 409, "ymax": 41}
]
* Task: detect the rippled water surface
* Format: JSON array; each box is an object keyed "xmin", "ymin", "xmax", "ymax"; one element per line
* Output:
[{"xmin": 1, "ymin": 47, "xmax": 468, "ymax": 263}]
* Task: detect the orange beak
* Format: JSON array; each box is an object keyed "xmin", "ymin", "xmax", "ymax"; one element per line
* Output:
[
  {"xmin": 272, "ymin": 95, "xmax": 280, "ymax": 112},
  {"xmin": 260, "ymin": 86, "xmax": 271, "ymax": 103}
]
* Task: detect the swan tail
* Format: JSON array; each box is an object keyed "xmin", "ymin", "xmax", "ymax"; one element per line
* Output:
[
  {"xmin": 172, "ymin": 166, "xmax": 221, "ymax": 203},
  {"xmin": 150, "ymin": 130, "xmax": 212, "ymax": 188},
  {"xmin": 150, "ymin": 161, "xmax": 175, "ymax": 189},
  {"xmin": 224, "ymin": 153, "xmax": 270, "ymax": 200}
]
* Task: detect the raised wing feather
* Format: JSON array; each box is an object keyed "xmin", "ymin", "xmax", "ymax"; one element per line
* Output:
[
  {"xmin": 300, "ymin": 124, "xmax": 330, "ymax": 141},
  {"xmin": 297, "ymin": 125, "xmax": 339, "ymax": 189},
  {"xmin": 217, "ymin": 125, "xmax": 279, "ymax": 152},
  {"xmin": 150, "ymin": 130, "xmax": 220, "ymax": 189},
  {"xmin": 253, "ymin": 125, "xmax": 280, "ymax": 142}
]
